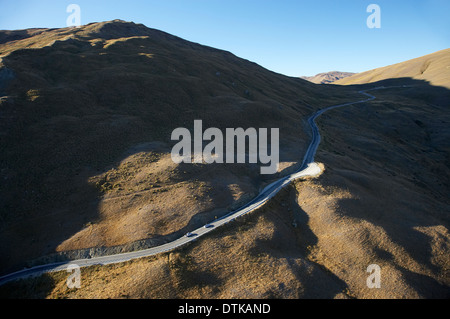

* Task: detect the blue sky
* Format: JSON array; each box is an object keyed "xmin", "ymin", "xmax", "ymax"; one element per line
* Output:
[{"xmin": 0, "ymin": 0, "xmax": 449, "ymax": 76}]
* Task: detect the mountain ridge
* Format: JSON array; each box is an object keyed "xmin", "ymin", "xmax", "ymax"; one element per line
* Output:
[{"xmin": 335, "ymin": 48, "xmax": 450, "ymax": 88}]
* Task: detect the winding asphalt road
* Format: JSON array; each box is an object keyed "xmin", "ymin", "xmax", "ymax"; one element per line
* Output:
[{"xmin": 0, "ymin": 85, "xmax": 409, "ymax": 285}]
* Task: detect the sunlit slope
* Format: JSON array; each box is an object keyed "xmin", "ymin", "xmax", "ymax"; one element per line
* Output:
[{"xmin": 335, "ymin": 49, "xmax": 450, "ymax": 88}]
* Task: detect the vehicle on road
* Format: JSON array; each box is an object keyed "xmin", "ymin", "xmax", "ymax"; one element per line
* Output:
[
  {"xmin": 186, "ymin": 232, "xmax": 196, "ymax": 237},
  {"xmin": 204, "ymin": 224, "xmax": 214, "ymax": 228}
]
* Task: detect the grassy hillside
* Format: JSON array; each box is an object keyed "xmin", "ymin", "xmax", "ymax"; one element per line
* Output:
[
  {"xmin": 0, "ymin": 20, "xmax": 359, "ymax": 274},
  {"xmin": 3, "ymin": 78, "xmax": 448, "ymax": 300},
  {"xmin": 335, "ymin": 49, "xmax": 450, "ymax": 88},
  {"xmin": 0, "ymin": 21, "xmax": 448, "ymax": 299}
]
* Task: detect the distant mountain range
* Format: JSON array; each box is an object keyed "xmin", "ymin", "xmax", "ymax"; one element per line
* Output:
[{"xmin": 301, "ymin": 71, "xmax": 356, "ymax": 84}]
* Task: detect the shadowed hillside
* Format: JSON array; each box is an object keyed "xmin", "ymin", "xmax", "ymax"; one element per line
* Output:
[{"xmin": 0, "ymin": 20, "xmax": 359, "ymax": 274}]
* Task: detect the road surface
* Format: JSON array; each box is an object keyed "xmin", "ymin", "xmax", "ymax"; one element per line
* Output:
[{"xmin": 0, "ymin": 85, "xmax": 410, "ymax": 285}]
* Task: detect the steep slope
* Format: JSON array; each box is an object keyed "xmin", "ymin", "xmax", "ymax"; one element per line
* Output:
[
  {"xmin": 301, "ymin": 71, "xmax": 355, "ymax": 84},
  {"xmin": 1, "ymin": 22, "xmax": 448, "ymax": 300},
  {"xmin": 0, "ymin": 20, "xmax": 359, "ymax": 273},
  {"xmin": 335, "ymin": 48, "xmax": 450, "ymax": 88},
  {"xmin": 4, "ymin": 77, "xmax": 448, "ymax": 300}
]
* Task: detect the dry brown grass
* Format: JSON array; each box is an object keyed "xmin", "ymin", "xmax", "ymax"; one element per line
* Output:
[
  {"xmin": 4, "ymin": 163, "xmax": 447, "ymax": 299},
  {"xmin": 1, "ymin": 177, "xmax": 351, "ymax": 299},
  {"xmin": 1, "ymin": 142, "xmax": 448, "ymax": 299},
  {"xmin": 335, "ymin": 48, "xmax": 450, "ymax": 89}
]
